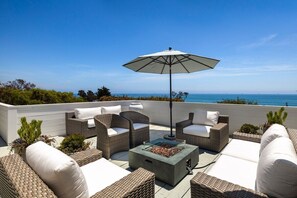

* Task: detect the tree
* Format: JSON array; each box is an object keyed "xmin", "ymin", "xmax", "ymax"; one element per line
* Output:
[
  {"xmin": 0, "ymin": 79, "xmax": 36, "ymax": 90},
  {"xmin": 78, "ymin": 90, "xmax": 87, "ymax": 100},
  {"xmin": 86, "ymin": 90, "xmax": 96, "ymax": 102},
  {"xmin": 96, "ymin": 86, "xmax": 111, "ymax": 99},
  {"xmin": 171, "ymin": 91, "xmax": 189, "ymax": 101}
]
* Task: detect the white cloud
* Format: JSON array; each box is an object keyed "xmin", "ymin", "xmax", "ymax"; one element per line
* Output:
[{"xmin": 243, "ymin": 34, "xmax": 277, "ymax": 48}]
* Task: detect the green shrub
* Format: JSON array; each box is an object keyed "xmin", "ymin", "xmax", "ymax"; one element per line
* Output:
[
  {"xmin": 262, "ymin": 107, "xmax": 288, "ymax": 132},
  {"xmin": 59, "ymin": 134, "xmax": 91, "ymax": 155},
  {"xmin": 10, "ymin": 117, "xmax": 55, "ymax": 156},
  {"xmin": 239, "ymin": 123, "xmax": 260, "ymax": 134},
  {"xmin": 217, "ymin": 97, "xmax": 258, "ymax": 105}
]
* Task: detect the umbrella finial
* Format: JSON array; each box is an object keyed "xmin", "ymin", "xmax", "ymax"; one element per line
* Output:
[{"xmin": 169, "ymin": 47, "xmax": 172, "ymax": 51}]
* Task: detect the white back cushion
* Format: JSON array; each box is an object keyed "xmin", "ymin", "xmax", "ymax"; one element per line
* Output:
[
  {"xmin": 256, "ymin": 137, "xmax": 297, "ymax": 198},
  {"xmin": 193, "ymin": 110, "xmax": 219, "ymax": 126},
  {"xmin": 101, "ymin": 105, "xmax": 121, "ymax": 115},
  {"xmin": 260, "ymin": 124, "xmax": 288, "ymax": 154},
  {"xmin": 74, "ymin": 107, "xmax": 102, "ymax": 120},
  {"xmin": 26, "ymin": 141, "xmax": 89, "ymax": 198}
]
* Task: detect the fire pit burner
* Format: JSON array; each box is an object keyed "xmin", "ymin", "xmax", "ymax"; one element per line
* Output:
[{"xmin": 146, "ymin": 142, "xmax": 183, "ymax": 157}]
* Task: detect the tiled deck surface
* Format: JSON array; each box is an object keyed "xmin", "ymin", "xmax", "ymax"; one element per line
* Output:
[{"xmin": 0, "ymin": 124, "xmax": 221, "ymax": 198}]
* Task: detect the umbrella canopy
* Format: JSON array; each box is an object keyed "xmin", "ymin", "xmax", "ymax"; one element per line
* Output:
[{"xmin": 123, "ymin": 47, "xmax": 220, "ymax": 139}]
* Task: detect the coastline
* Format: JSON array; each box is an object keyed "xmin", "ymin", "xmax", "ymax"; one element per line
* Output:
[{"xmin": 114, "ymin": 93, "xmax": 297, "ymax": 107}]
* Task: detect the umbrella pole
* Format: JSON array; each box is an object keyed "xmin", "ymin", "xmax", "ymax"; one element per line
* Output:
[{"xmin": 169, "ymin": 65, "xmax": 173, "ymax": 138}]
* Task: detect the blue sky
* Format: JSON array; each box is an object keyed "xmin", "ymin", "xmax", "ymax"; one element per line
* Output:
[{"xmin": 1, "ymin": 0, "xmax": 297, "ymax": 94}]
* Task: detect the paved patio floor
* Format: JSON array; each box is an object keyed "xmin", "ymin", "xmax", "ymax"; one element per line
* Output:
[{"xmin": 0, "ymin": 124, "xmax": 221, "ymax": 198}]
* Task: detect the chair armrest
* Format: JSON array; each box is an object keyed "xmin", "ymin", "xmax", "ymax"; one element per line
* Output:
[
  {"xmin": 0, "ymin": 154, "xmax": 57, "ymax": 198},
  {"xmin": 232, "ymin": 132, "xmax": 262, "ymax": 143},
  {"xmin": 70, "ymin": 148, "xmax": 102, "ymax": 167},
  {"xmin": 66, "ymin": 117, "xmax": 89, "ymax": 135},
  {"xmin": 91, "ymin": 168, "xmax": 155, "ymax": 198},
  {"xmin": 191, "ymin": 172, "xmax": 268, "ymax": 198},
  {"xmin": 218, "ymin": 115, "xmax": 229, "ymax": 124}
]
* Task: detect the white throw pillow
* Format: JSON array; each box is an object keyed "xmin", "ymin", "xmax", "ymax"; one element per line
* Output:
[
  {"xmin": 74, "ymin": 107, "xmax": 102, "ymax": 120},
  {"xmin": 192, "ymin": 110, "xmax": 219, "ymax": 126},
  {"xmin": 256, "ymin": 137, "xmax": 297, "ymax": 198},
  {"xmin": 260, "ymin": 124, "xmax": 288, "ymax": 154},
  {"xmin": 101, "ymin": 105, "xmax": 121, "ymax": 115},
  {"xmin": 26, "ymin": 141, "xmax": 89, "ymax": 198}
]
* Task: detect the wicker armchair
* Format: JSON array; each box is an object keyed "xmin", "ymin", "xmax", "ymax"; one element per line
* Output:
[
  {"xmin": 65, "ymin": 112, "xmax": 97, "ymax": 138},
  {"xmin": 120, "ymin": 111, "xmax": 150, "ymax": 148},
  {"xmin": 176, "ymin": 113, "xmax": 229, "ymax": 152},
  {"xmin": 0, "ymin": 149, "xmax": 155, "ymax": 198},
  {"xmin": 94, "ymin": 114, "xmax": 130, "ymax": 159}
]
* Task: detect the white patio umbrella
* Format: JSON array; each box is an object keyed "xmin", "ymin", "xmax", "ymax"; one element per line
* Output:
[{"xmin": 123, "ymin": 47, "xmax": 220, "ymax": 139}]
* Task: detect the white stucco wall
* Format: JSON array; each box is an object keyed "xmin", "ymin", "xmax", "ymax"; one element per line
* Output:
[
  {"xmin": 140, "ymin": 101, "xmax": 297, "ymax": 134},
  {"xmin": 0, "ymin": 100, "xmax": 296, "ymax": 144}
]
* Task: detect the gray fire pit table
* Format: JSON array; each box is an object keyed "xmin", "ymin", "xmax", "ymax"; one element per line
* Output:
[{"xmin": 129, "ymin": 138, "xmax": 199, "ymax": 186}]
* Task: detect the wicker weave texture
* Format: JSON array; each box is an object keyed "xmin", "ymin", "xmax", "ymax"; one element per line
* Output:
[
  {"xmin": 70, "ymin": 148, "xmax": 102, "ymax": 166},
  {"xmin": 0, "ymin": 154, "xmax": 57, "ymax": 198},
  {"xmin": 91, "ymin": 168, "xmax": 155, "ymax": 198},
  {"xmin": 95, "ymin": 114, "xmax": 130, "ymax": 159},
  {"xmin": 176, "ymin": 113, "xmax": 229, "ymax": 152},
  {"xmin": 120, "ymin": 111, "xmax": 150, "ymax": 148},
  {"xmin": 191, "ymin": 172, "xmax": 268, "ymax": 198},
  {"xmin": 288, "ymin": 128, "xmax": 297, "ymax": 152},
  {"xmin": 232, "ymin": 131, "xmax": 262, "ymax": 143},
  {"xmin": 65, "ymin": 112, "xmax": 97, "ymax": 138}
]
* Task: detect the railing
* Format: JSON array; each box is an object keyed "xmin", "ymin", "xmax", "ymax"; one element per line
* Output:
[{"xmin": 0, "ymin": 100, "xmax": 296, "ymax": 144}]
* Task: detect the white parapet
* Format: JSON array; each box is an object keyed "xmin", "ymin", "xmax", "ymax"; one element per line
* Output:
[{"xmin": 0, "ymin": 100, "xmax": 297, "ymax": 144}]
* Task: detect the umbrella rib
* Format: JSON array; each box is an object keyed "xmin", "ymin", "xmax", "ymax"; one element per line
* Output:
[
  {"xmin": 180, "ymin": 55, "xmax": 214, "ymax": 69},
  {"xmin": 161, "ymin": 56, "xmax": 168, "ymax": 74},
  {"xmin": 135, "ymin": 56, "xmax": 161, "ymax": 72},
  {"xmin": 174, "ymin": 55, "xmax": 190, "ymax": 73}
]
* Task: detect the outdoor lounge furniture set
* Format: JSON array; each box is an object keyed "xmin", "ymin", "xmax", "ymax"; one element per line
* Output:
[
  {"xmin": 66, "ymin": 105, "xmax": 150, "ymax": 159},
  {"xmin": 191, "ymin": 124, "xmax": 297, "ymax": 198},
  {"xmin": 0, "ymin": 141, "xmax": 155, "ymax": 198}
]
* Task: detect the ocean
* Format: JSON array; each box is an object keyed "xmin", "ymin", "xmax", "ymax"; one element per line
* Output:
[{"xmin": 115, "ymin": 93, "xmax": 297, "ymax": 107}]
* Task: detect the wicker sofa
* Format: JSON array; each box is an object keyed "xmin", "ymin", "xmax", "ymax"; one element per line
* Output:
[
  {"xmin": 176, "ymin": 112, "xmax": 229, "ymax": 152},
  {"xmin": 0, "ymin": 145, "xmax": 155, "ymax": 198},
  {"xmin": 66, "ymin": 105, "xmax": 122, "ymax": 138},
  {"xmin": 191, "ymin": 125, "xmax": 297, "ymax": 198}
]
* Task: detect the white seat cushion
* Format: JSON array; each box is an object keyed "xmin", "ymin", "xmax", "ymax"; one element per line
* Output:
[
  {"xmin": 26, "ymin": 141, "xmax": 89, "ymax": 198},
  {"xmin": 133, "ymin": 123, "xmax": 149, "ymax": 130},
  {"xmin": 101, "ymin": 105, "xmax": 121, "ymax": 115},
  {"xmin": 193, "ymin": 110, "xmax": 219, "ymax": 126},
  {"xmin": 260, "ymin": 124, "xmax": 288, "ymax": 154},
  {"xmin": 81, "ymin": 158, "xmax": 129, "ymax": 197},
  {"xmin": 207, "ymin": 154, "xmax": 257, "ymax": 190},
  {"xmin": 74, "ymin": 107, "xmax": 102, "ymax": 120},
  {"xmin": 256, "ymin": 137, "xmax": 297, "ymax": 198},
  {"xmin": 107, "ymin": 127, "xmax": 129, "ymax": 137},
  {"xmin": 221, "ymin": 139, "xmax": 260, "ymax": 163},
  {"xmin": 87, "ymin": 119, "xmax": 95, "ymax": 128},
  {"xmin": 183, "ymin": 124, "xmax": 211, "ymax": 138}
]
